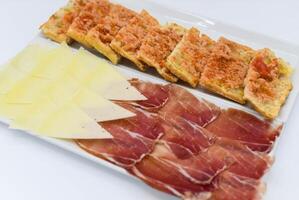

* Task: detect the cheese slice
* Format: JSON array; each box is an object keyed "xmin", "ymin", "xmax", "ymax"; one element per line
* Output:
[
  {"xmin": 9, "ymin": 96, "xmax": 58, "ymax": 131},
  {"xmin": 0, "ymin": 66, "xmax": 27, "ymax": 95},
  {"xmin": 38, "ymin": 103, "xmax": 112, "ymax": 139},
  {"xmin": 28, "ymin": 43, "xmax": 74, "ymax": 79},
  {"xmin": 9, "ymin": 75, "xmax": 134, "ymax": 135},
  {"xmin": 69, "ymin": 48, "xmax": 146, "ymax": 101},
  {"xmin": 73, "ymin": 87, "xmax": 135, "ymax": 122},
  {"xmin": 9, "ymin": 44, "xmax": 53, "ymax": 73},
  {"xmin": 4, "ymin": 76, "xmax": 52, "ymax": 104},
  {"xmin": 0, "ymin": 96, "xmax": 31, "ymax": 123}
]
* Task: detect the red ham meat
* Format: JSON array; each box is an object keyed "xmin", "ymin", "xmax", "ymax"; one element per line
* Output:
[
  {"xmin": 159, "ymin": 84, "xmax": 220, "ymax": 128},
  {"xmin": 150, "ymin": 143, "xmax": 229, "ymax": 185},
  {"xmin": 206, "ymin": 108, "xmax": 282, "ymax": 152},
  {"xmin": 76, "ymin": 103, "xmax": 164, "ymax": 168},
  {"xmin": 129, "ymin": 154, "xmax": 212, "ymax": 198},
  {"xmin": 130, "ymin": 139, "xmax": 270, "ymax": 198},
  {"xmin": 160, "ymin": 122, "xmax": 215, "ymax": 157},
  {"xmin": 159, "ymin": 138, "xmax": 270, "ymax": 183},
  {"xmin": 207, "ymin": 171, "xmax": 265, "ymax": 200},
  {"xmin": 129, "ymin": 79, "xmax": 169, "ymax": 111},
  {"xmin": 75, "ymin": 80, "xmax": 280, "ymax": 200}
]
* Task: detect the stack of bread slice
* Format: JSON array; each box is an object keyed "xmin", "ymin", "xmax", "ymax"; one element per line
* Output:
[{"xmin": 41, "ymin": 0, "xmax": 293, "ymax": 119}]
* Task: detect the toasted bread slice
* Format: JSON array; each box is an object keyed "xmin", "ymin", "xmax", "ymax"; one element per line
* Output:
[
  {"xmin": 40, "ymin": 0, "xmax": 87, "ymax": 44},
  {"xmin": 110, "ymin": 10, "xmax": 159, "ymax": 70},
  {"xmin": 166, "ymin": 27, "xmax": 215, "ymax": 87},
  {"xmin": 85, "ymin": 4, "xmax": 137, "ymax": 64},
  {"xmin": 244, "ymin": 48, "xmax": 293, "ymax": 119},
  {"xmin": 200, "ymin": 37, "xmax": 255, "ymax": 104},
  {"xmin": 137, "ymin": 23, "xmax": 186, "ymax": 82},
  {"xmin": 67, "ymin": 0, "xmax": 111, "ymax": 48}
]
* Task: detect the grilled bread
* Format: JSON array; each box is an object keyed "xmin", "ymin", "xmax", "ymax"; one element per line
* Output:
[
  {"xmin": 85, "ymin": 4, "xmax": 137, "ymax": 64},
  {"xmin": 200, "ymin": 37, "xmax": 255, "ymax": 104},
  {"xmin": 244, "ymin": 48, "xmax": 293, "ymax": 119},
  {"xmin": 110, "ymin": 10, "xmax": 159, "ymax": 70},
  {"xmin": 137, "ymin": 23, "xmax": 186, "ymax": 82},
  {"xmin": 67, "ymin": 0, "xmax": 111, "ymax": 48},
  {"xmin": 166, "ymin": 27, "xmax": 215, "ymax": 87},
  {"xmin": 40, "ymin": 0, "xmax": 87, "ymax": 44}
]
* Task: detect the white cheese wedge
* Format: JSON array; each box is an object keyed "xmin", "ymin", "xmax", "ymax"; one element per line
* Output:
[
  {"xmin": 69, "ymin": 48, "xmax": 146, "ymax": 101},
  {"xmin": 4, "ymin": 76, "xmax": 52, "ymax": 104},
  {"xmin": 0, "ymin": 42, "xmax": 143, "ymax": 139},
  {"xmin": 38, "ymin": 103, "xmax": 113, "ymax": 139},
  {"xmin": 9, "ymin": 75, "xmax": 135, "ymax": 135},
  {"xmin": 9, "ymin": 43, "xmax": 53, "ymax": 74},
  {"xmin": 73, "ymin": 87, "xmax": 135, "ymax": 122},
  {"xmin": 29, "ymin": 43, "xmax": 74, "ymax": 79},
  {"xmin": 9, "ymin": 97, "xmax": 58, "ymax": 131},
  {"xmin": 0, "ymin": 66, "xmax": 27, "ymax": 95}
]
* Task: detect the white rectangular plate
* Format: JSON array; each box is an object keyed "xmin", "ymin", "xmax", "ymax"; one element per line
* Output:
[{"xmin": 1, "ymin": 0, "xmax": 299, "ymax": 199}]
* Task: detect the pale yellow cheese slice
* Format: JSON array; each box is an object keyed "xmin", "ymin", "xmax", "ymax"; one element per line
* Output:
[
  {"xmin": 69, "ymin": 48, "xmax": 146, "ymax": 101},
  {"xmin": 28, "ymin": 43, "xmax": 74, "ymax": 79},
  {"xmin": 10, "ymin": 96, "xmax": 58, "ymax": 131},
  {"xmin": 38, "ymin": 103, "xmax": 112, "ymax": 139},
  {"xmin": 9, "ymin": 44, "xmax": 53, "ymax": 73},
  {"xmin": 8, "ymin": 74, "xmax": 134, "ymax": 135},
  {"xmin": 4, "ymin": 76, "xmax": 52, "ymax": 104},
  {"xmin": 0, "ymin": 65, "xmax": 28, "ymax": 95},
  {"xmin": 73, "ymin": 87, "xmax": 135, "ymax": 122},
  {"xmin": 0, "ymin": 42, "xmax": 143, "ymax": 139},
  {"xmin": 11, "ymin": 97, "xmax": 112, "ymax": 139}
]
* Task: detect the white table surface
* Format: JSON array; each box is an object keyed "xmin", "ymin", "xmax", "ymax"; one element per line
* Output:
[{"xmin": 0, "ymin": 0, "xmax": 298, "ymax": 199}]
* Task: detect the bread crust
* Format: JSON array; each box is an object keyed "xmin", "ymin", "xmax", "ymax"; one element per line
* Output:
[
  {"xmin": 67, "ymin": 0, "xmax": 111, "ymax": 48},
  {"xmin": 137, "ymin": 23, "xmax": 186, "ymax": 82},
  {"xmin": 166, "ymin": 28, "xmax": 215, "ymax": 87},
  {"xmin": 110, "ymin": 10, "xmax": 159, "ymax": 71},
  {"xmin": 244, "ymin": 48, "xmax": 293, "ymax": 119},
  {"xmin": 40, "ymin": 0, "xmax": 88, "ymax": 44},
  {"xmin": 200, "ymin": 37, "xmax": 254, "ymax": 104},
  {"xmin": 85, "ymin": 4, "xmax": 136, "ymax": 64}
]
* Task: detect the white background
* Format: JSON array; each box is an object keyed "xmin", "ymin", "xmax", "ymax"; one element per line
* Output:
[{"xmin": 0, "ymin": 0, "xmax": 298, "ymax": 199}]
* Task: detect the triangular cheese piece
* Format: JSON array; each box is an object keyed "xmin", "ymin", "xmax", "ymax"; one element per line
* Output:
[
  {"xmin": 29, "ymin": 43, "xmax": 75, "ymax": 79},
  {"xmin": 8, "ymin": 74, "xmax": 134, "ymax": 134},
  {"xmin": 9, "ymin": 96, "xmax": 58, "ymax": 131},
  {"xmin": 0, "ymin": 66, "xmax": 27, "ymax": 95},
  {"xmin": 0, "ymin": 96, "xmax": 31, "ymax": 122},
  {"xmin": 4, "ymin": 76, "xmax": 52, "ymax": 104},
  {"xmin": 9, "ymin": 43, "xmax": 53, "ymax": 73},
  {"xmin": 73, "ymin": 87, "xmax": 135, "ymax": 122},
  {"xmin": 38, "ymin": 103, "xmax": 113, "ymax": 139},
  {"xmin": 70, "ymin": 48, "xmax": 146, "ymax": 101}
]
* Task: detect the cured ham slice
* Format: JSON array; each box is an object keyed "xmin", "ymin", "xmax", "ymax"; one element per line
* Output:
[
  {"xmin": 206, "ymin": 108, "xmax": 282, "ymax": 152},
  {"xmin": 76, "ymin": 102, "xmax": 163, "ymax": 168},
  {"xmin": 150, "ymin": 143, "xmax": 229, "ymax": 185},
  {"xmin": 75, "ymin": 80, "xmax": 279, "ymax": 200},
  {"xmin": 130, "ymin": 139, "xmax": 269, "ymax": 199},
  {"xmin": 129, "ymin": 155, "xmax": 212, "ymax": 197},
  {"xmin": 129, "ymin": 79, "xmax": 169, "ymax": 111},
  {"xmin": 207, "ymin": 172, "xmax": 264, "ymax": 200},
  {"xmin": 160, "ymin": 122, "xmax": 215, "ymax": 157},
  {"xmin": 159, "ymin": 84, "xmax": 220, "ymax": 128},
  {"xmin": 141, "ymin": 138, "xmax": 270, "ymax": 184}
]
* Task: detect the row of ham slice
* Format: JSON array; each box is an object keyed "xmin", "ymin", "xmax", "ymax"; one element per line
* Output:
[{"xmin": 76, "ymin": 79, "xmax": 282, "ymax": 200}]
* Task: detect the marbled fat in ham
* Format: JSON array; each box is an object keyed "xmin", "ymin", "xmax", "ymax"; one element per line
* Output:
[
  {"xmin": 131, "ymin": 139, "xmax": 270, "ymax": 199},
  {"xmin": 129, "ymin": 79, "xmax": 169, "ymax": 111},
  {"xmin": 208, "ymin": 171, "xmax": 265, "ymax": 200},
  {"xmin": 159, "ymin": 84, "xmax": 220, "ymax": 127},
  {"xmin": 76, "ymin": 102, "xmax": 163, "ymax": 168},
  {"xmin": 206, "ymin": 108, "xmax": 282, "ymax": 152},
  {"xmin": 76, "ymin": 80, "xmax": 282, "ymax": 200}
]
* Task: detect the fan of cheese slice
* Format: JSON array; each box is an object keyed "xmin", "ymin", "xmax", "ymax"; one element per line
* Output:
[{"xmin": 0, "ymin": 42, "xmax": 145, "ymax": 139}]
